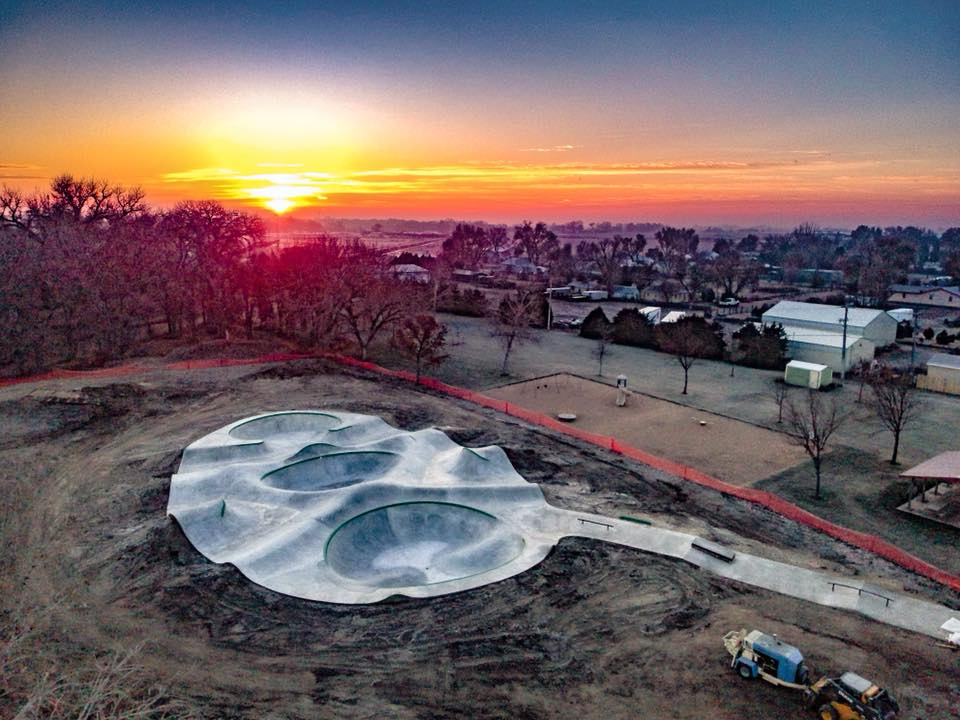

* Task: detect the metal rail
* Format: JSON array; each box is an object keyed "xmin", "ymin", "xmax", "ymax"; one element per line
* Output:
[
  {"xmin": 829, "ymin": 582, "xmax": 893, "ymax": 607},
  {"xmin": 578, "ymin": 517, "xmax": 613, "ymax": 531}
]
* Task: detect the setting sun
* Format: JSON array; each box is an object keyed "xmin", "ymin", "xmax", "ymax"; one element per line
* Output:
[
  {"xmin": 264, "ymin": 196, "xmax": 295, "ymax": 214},
  {"xmin": 241, "ymin": 178, "xmax": 327, "ymax": 215}
]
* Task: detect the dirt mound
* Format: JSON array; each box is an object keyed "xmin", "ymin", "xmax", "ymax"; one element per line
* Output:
[{"xmin": 2, "ymin": 366, "xmax": 958, "ymax": 719}]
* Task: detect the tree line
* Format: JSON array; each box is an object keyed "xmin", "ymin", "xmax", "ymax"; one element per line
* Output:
[{"xmin": 0, "ymin": 175, "xmax": 439, "ymax": 374}]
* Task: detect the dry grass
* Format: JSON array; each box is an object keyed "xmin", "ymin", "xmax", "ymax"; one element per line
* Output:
[{"xmin": 2, "ymin": 612, "xmax": 192, "ymax": 720}]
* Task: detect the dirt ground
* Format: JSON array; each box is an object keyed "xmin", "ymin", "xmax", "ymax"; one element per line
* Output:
[
  {"xmin": 486, "ymin": 373, "xmax": 809, "ymax": 486},
  {"xmin": 1, "ymin": 360, "xmax": 958, "ymax": 719}
]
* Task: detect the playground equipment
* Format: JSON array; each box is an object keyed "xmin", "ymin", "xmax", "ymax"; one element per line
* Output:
[{"xmin": 615, "ymin": 374, "xmax": 631, "ymax": 407}]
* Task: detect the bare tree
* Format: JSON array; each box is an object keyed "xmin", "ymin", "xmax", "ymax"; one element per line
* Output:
[
  {"xmin": 577, "ymin": 236, "xmax": 627, "ymax": 295},
  {"xmin": 770, "ymin": 380, "xmax": 789, "ymax": 423},
  {"xmin": 341, "ymin": 276, "xmax": 421, "ymax": 360},
  {"xmin": 592, "ymin": 323, "xmax": 615, "ymax": 376},
  {"xmin": 391, "ymin": 314, "xmax": 449, "ymax": 382},
  {"xmin": 491, "ymin": 289, "xmax": 541, "ymax": 376},
  {"xmin": 513, "ymin": 221, "xmax": 558, "ymax": 267},
  {"xmin": 782, "ymin": 391, "xmax": 846, "ymax": 499},
  {"xmin": 867, "ymin": 365, "xmax": 922, "ymax": 465},
  {"xmin": 657, "ymin": 317, "xmax": 725, "ymax": 394}
]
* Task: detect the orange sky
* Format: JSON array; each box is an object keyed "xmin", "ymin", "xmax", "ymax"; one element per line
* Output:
[{"xmin": 2, "ymin": 2, "xmax": 958, "ymax": 228}]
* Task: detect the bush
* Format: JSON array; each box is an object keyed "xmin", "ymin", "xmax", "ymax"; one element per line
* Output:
[
  {"xmin": 579, "ymin": 307, "xmax": 611, "ymax": 339},
  {"xmin": 751, "ymin": 302, "xmax": 774, "ymax": 319},
  {"xmin": 612, "ymin": 308, "xmax": 656, "ymax": 348},
  {"xmin": 437, "ymin": 285, "xmax": 489, "ymax": 317},
  {"xmin": 896, "ymin": 320, "xmax": 913, "ymax": 339},
  {"xmin": 923, "ymin": 327, "xmax": 935, "ymax": 340},
  {"xmin": 936, "ymin": 330, "xmax": 954, "ymax": 345},
  {"xmin": 732, "ymin": 322, "xmax": 788, "ymax": 370}
]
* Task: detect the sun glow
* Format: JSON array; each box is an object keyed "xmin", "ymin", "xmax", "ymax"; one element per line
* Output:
[
  {"xmin": 239, "ymin": 176, "xmax": 329, "ymax": 214},
  {"xmin": 264, "ymin": 197, "xmax": 295, "ymax": 214}
]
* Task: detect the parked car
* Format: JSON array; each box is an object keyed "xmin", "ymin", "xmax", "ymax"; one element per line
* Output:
[{"xmin": 718, "ymin": 297, "xmax": 740, "ymax": 307}]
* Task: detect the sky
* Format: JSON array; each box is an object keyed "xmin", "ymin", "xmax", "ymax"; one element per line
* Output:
[{"xmin": 1, "ymin": 1, "xmax": 958, "ymax": 228}]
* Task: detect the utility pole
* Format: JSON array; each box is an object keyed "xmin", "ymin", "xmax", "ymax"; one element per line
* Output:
[
  {"xmin": 910, "ymin": 308, "xmax": 920, "ymax": 370},
  {"xmin": 839, "ymin": 303, "xmax": 849, "ymax": 382},
  {"xmin": 546, "ymin": 287, "xmax": 553, "ymax": 330}
]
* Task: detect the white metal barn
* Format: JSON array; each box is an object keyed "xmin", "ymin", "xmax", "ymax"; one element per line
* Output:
[
  {"xmin": 762, "ymin": 301, "xmax": 897, "ymax": 347},
  {"xmin": 777, "ymin": 325, "xmax": 875, "ymax": 373}
]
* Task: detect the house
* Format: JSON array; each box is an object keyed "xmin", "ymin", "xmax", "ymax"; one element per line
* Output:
[
  {"xmin": 917, "ymin": 353, "xmax": 960, "ymax": 395},
  {"xmin": 391, "ymin": 264, "xmax": 431, "ymax": 283},
  {"xmin": 762, "ymin": 301, "xmax": 897, "ymax": 346},
  {"xmin": 612, "ymin": 285, "xmax": 640, "ymax": 301},
  {"xmin": 500, "ymin": 257, "xmax": 546, "ymax": 276},
  {"xmin": 886, "ymin": 284, "xmax": 960, "ymax": 309},
  {"xmin": 761, "ymin": 300, "xmax": 893, "ymax": 373},
  {"xmin": 783, "ymin": 268, "xmax": 844, "ymax": 287}
]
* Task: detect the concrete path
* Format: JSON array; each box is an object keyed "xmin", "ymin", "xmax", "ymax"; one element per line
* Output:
[{"xmin": 526, "ymin": 506, "xmax": 957, "ymax": 640}]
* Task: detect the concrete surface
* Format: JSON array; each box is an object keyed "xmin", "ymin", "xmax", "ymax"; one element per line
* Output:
[
  {"xmin": 170, "ymin": 410, "xmax": 957, "ymax": 639},
  {"xmin": 168, "ymin": 410, "xmax": 559, "ymax": 604}
]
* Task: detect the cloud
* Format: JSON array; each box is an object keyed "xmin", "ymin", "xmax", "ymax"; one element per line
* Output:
[
  {"xmin": 157, "ymin": 153, "xmax": 958, "ymax": 214},
  {"xmin": 519, "ymin": 144, "xmax": 579, "ymax": 153}
]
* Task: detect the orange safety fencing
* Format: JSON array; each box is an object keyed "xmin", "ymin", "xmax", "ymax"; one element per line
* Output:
[
  {"xmin": 4, "ymin": 351, "xmax": 959, "ymax": 593},
  {"xmin": 325, "ymin": 353, "xmax": 960, "ymax": 594}
]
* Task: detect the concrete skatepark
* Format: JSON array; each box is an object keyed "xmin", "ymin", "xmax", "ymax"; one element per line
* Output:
[{"xmin": 169, "ymin": 409, "xmax": 957, "ymax": 639}]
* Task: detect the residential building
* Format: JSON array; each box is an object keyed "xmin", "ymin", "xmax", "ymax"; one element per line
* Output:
[{"xmin": 886, "ymin": 285, "xmax": 960, "ymax": 309}]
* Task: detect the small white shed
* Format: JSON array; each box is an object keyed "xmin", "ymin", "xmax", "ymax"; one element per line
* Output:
[{"xmin": 784, "ymin": 360, "xmax": 833, "ymax": 389}]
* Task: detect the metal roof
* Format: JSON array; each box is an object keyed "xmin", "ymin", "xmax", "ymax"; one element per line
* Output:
[
  {"xmin": 901, "ymin": 452, "xmax": 960, "ymax": 481},
  {"xmin": 780, "ymin": 324, "xmax": 864, "ymax": 349},
  {"xmin": 927, "ymin": 353, "xmax": 960, "ymax": 371},
  {"xmin": 889, "ymin": 284, "xmax": 960, "ymax": 296},
  {"xmin": 763, "ymin": 301, "xmax": 889, "ymax": 329},
  {"xmin": 786, "ymin": 360, "xmax": 830, "ymax": 372}
]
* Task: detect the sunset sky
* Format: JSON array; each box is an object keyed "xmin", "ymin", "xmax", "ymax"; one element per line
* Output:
[{"xmin": 1, "ymin": 1, "xmax": 958, "ymax": 227}]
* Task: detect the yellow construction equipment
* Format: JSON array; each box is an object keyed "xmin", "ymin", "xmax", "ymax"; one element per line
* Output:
[{"xmin": 803, "ymin": 672, "xmax": 900, "ymax": 720}]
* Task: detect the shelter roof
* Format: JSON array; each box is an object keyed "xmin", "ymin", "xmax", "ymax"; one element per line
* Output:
[{"xmin": 901, "ymin": 452, "xmax": 960, "ymax": 482}]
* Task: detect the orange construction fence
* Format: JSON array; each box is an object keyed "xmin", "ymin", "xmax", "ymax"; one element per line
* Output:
[{"xmin": 4, "ymin": 350, "xmax": 959, "ymax": 593}]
